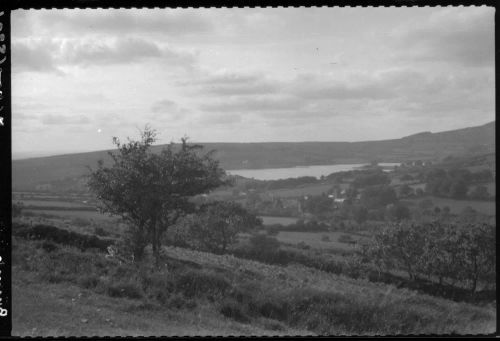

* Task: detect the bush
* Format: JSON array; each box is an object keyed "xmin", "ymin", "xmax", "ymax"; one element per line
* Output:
[
  {"xmin": 248, "ymin": 234, "xmax": 280, "ymax": 255},
  {"xmin": 219, "ymin": 298, "xmax": 250, "ymax": 322},
  {"xmin": 106, "ymin": 280, "xmax": 143, "ymax": 299},
  {"xmin": 338, "ymin": 234, "xmax": 355, "ymax": 244},
  {"xmin": 321, "ymin": 235, "xmax": 331, "ymax": 242},
  {"xmin": 14, "ymin": 223, "xmax": 114, "ymax": 252},
  {"xmin": 78, "ymin": 274, "xmax": 101, "ymax": 289},
  {"xmin": 296, "ymin": 241, "xmax": 310, "ymax": 250},
  {"xmin": 72, "ymin": 217, "xmax": 91, "ymax": 227},
  {"xmin": 37, "ymin": 247, "xmax": 112, "ymax": 284},
  {"xmin": 140, "ymin": 272, "xmax": 175, "ymax": 304},
  {"xmin": 94, "ymin": 227, "xmax": 110, "ymax": 237},
  {"xmin": 175, "ymin": 269, "xmax": 231, "ymax": 299}
]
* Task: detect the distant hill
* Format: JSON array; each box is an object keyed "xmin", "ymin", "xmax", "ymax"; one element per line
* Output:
[{"xmin": 12, "ymin": 121, "xmax": 495, "ymax": 191}]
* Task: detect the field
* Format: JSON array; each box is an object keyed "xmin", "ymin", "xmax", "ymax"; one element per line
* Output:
[
  {"xmin": 19, "ymin": 199, "xmax": 93, "ymax": 208},
  {"xmin": 260, "ymin": 216, "xmax": 298, "ymax": 226},
  {"xmin": 275, "ymin": 231, "xmax": 370, "ymax": 251},
  {"xmin": 25, "ymin": 209, "xmax": 116, "ymax": 222},
  {"xmin": 403, "ymin": 196, "xmax": 496, "ymax": 216},
  {"xmin": 264, "ymin": 183, "xmax": 334, "ymax": 198}
]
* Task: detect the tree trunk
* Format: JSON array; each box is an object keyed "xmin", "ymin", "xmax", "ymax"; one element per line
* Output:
[{"xmin": 152, "ymin": 226, "xmax": 161, "ymax": 269}]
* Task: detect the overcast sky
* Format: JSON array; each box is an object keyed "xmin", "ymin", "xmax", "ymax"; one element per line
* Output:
[{"xmin": 12, "ymin": 6, "xmax": 495, "ymax": 158}]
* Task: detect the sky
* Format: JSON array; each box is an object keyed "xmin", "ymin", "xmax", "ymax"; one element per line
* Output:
[{"xmin": 11, "ymin": 6, "xmax": 495, "ymax": 158}]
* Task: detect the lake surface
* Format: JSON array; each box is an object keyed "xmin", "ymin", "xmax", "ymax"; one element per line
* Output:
[{"xmin": 228, "ymin": 163, "xmax": 400, "ymax": 181}]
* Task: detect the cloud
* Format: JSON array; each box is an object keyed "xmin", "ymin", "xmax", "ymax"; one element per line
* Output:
[
  {"xmin": 150, "ymin": 99, "xmax": 190, "ymax": 122},
  {"xmin": 198, "ymin": 112, "xmax": 243, "ymax": 125},
  {"xmin": 60, "ymin": 37, "xmax": 196, "ymax": 67},
  {"xmin": 392, "ymin": 7, "xmax": 494, "ymax": 67},
  {"xmin": 12, "ymin": 36, "xmax": 198, "ymax": 72},
  {"xmin": 12, "ymin": 40, "xmax": 61, "ymax": 73},
  {"xmin": 32, "ymin": 10, "xmax": 214, "ymax": 37},
  {"xmin": 41, "ymin": 114, "xmax": 91, "ymax": 125},
  {"xmin": 182, "ymin": 72, "xmax": 279, "ymax": 96},
  {"xmin": 200, "ymin": 95, "xmax": 304, "ymax": 113}
]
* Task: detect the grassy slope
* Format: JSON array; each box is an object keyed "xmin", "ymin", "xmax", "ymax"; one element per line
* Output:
[
  {"xmin": 12, "ymin": 231, "xmax": 496, "ymax": 336},
  {"xmin": 13, "ymin": 271, "xmax": 301, "ymax": 337}
]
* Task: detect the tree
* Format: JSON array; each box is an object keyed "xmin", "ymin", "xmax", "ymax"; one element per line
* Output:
[
  {"xmin": 360, "ymin": 185, "xmax": 397, "ymax": 209},
  {"xmin": 88, "ymin": 127, "xmax": 228, "ymax": 266},
  {"xmin": 187, "ymin": 201, "xmax": 262, "ymax": 254},
  {"xmin": 398, "ymin": 184, "xmax": 413, "ymax": 197},
  {"xmin": 351, "ymin": 205, "xmax": 368, "ymax": 224},
  {"xmin": 387, "ymin": 203, "xmax": 411, "ymax": 222},
  {"xmin": 449, "ymin": 179, "xmax": 468, "ymax": 199},
  {"xmin": 469, "ymin": 185, "xmax": 490, "ymax": 200}
]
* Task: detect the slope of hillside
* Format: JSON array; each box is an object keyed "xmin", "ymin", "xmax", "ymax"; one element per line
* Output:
[
  {"xmin": 13, "ymin": 235, "xmax": 496, "ymax": 336},
  {"xmin": 12, "ymin": 121, "xmax": 495, "ymax": 191}
]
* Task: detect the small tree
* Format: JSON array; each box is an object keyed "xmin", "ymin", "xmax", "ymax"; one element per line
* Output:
[
  {"xmin": 88, "ymin": 127, "xmax": 228, "ymax": 266},
  {"xmin": 188, "ymin": 201, "xmax": 262, "ymax": 254}
]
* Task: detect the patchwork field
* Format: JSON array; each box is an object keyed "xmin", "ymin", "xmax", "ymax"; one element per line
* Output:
[
  {"xmin": 25, "ymin": 209, "xmax": 115, "ymax": 222},
  {"xmin": 275, "ymin": 231, "xmax": 370, "ymax": 251},
  {"xmin": 260, "ymin": 216, "xmax": 298, "ymax": 226},
  {"xmin": 403, "ymin": 196, "xmax": 496, "ymax": 216}
]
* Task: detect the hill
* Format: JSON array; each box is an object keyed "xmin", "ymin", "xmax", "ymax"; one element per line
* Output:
[
  {"xmin": 12, "ymin": 121, "xmax": 495, "ymax": 191},
  {"xmin": 13, "ymin": 233, "xmax": 496, "ymax": 336}
]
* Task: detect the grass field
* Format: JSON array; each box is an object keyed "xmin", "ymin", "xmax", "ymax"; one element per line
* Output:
[
  {"xmin": 260, "ymin": 216, "xmax": 298, "ymax": 226},
  {"xmin": 264, "ymin": 183, "xmax": 333, "ymax": 198},
  {"xmin": 20, "ymin": 200, "xmax": 93, "ymax": 208},
  {"xmin": 276, "ymin": 231, "xmax": 370, "ymax": 251},
  {"xmin": 25, "ymin": 209, "xmax": 116, "ymax": 222},
  {"xmin": 13, "ymin": 270, "xmax": 300, "ymax": 337},
  {"xmin": 404, "ymin": 196, "xmax": 496, "ymax": 216}
]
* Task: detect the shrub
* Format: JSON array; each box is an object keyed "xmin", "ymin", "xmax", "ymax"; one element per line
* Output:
[
  {"xmin": 106, "ymin": 280, "xmax": 143, "ymax": 299},
  {"xmin": 338, "ymin": 234, "xmax": 355, "ymax": 244},
  {"xmin": 266, "ymin": 229, "xmax": 279, "ymax": 236},
  {"xmin": 296, "ymin": 241, "xmax": 310, "ymax": 250},
  {"xmin": 140, "ymin": 272, "xmax": 175, "ymax": 304},
  {"xmin": 78, "ymin": 274, "xmax": 101, "ymax": 289},
  {"xmin": 219, "ymin": 298, "xmax": 250, "ymax": 323},
  {"xmin": 248, "ymin": 234, "xmax": 280, "ymax": 255},
  {"xmin": 72, "ymin": 217, "xmax": 91, "ymax": 227},
  {"xmin": 38, "ymin": 248, "xmax": 111, "ymax": 283},
  {"xmin": 321, "ymin": 235, "xmax": 331, "ymax": 242},
  {"xmin": 39, "ymin": 240, "xmax": 58, "ymax": 253},
  {"xmin": 175, "ymin": 269, "xmax": 231, "ymax": 299},
  {"xmin": 94, "ymin": 227, "xmax": 110, "ymax": 237},
  {"xmin": 15, "ymin": 224, "xmax": 114, "ymax": 252}
]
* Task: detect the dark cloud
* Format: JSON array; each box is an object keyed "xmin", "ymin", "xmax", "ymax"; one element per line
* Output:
[
  {"xmin": 13, "ymin": 37, "xmax": 197, "ymax": 71},
  {"xmin": 12, "ymin": 40, "xmax": 61, "ymax": 73},
  {"xmin": 61, "ymin": 37, "xmax": 195, "ymax": 67},
  {"xmin": 36, "ymin": 10, "xmax": 214, "ymax": 37},
  {"xmin": 393, "ymin": 8, "xmax": 494, "ymax": 67}
]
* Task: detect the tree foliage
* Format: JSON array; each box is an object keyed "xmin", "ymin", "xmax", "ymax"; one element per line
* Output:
[
  {"xmin": 185, "ymin": 201, "xmax": 262, "ymax": 254},
  {"xmin": 369, "ymin": 221, "xmax": 495, "ymax": 293},
  {"xmin": 87, "ymin": 127, "xmax": 228, "ymax": 265}
]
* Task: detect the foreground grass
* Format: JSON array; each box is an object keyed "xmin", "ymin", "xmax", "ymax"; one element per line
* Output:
[
  {"xmin": 12, "ymin": 236, "xmax": 496, "ymax": 336},
  {"xmin": 13, "ymin": 271, "xmax": 300, "ymax": 337}
]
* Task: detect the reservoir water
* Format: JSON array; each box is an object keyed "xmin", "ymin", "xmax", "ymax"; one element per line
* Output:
[{"xmin": 227, "ymin": 163, "xmax": 400, "ymax": 181}]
